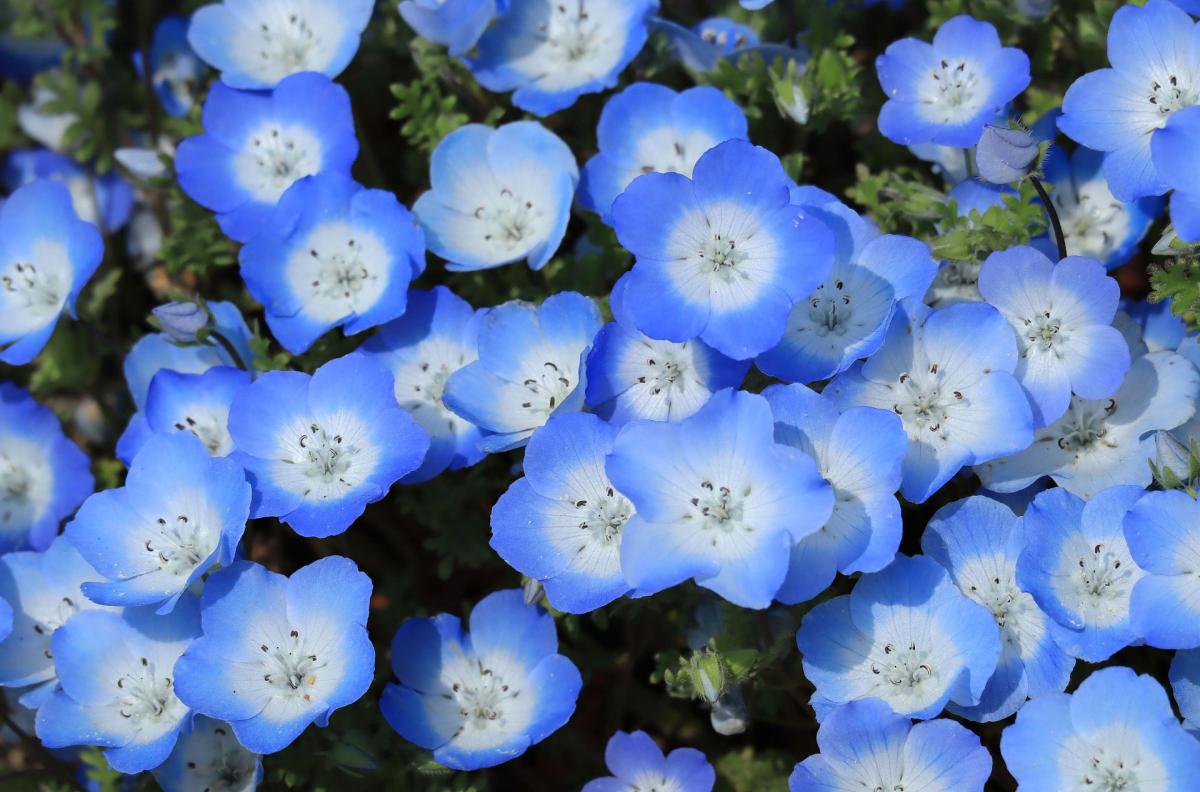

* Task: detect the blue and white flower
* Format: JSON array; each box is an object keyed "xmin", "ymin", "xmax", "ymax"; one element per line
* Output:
[
  {"xmin": 763, "ymin": 383, "xmax": 907, "ymax": 605},
  {"xmin": 650, "ymin": 16, "xmax": 761, "ymax": 74},
  {"xmin": 0, "ymin": 179, "xmax": 103, "ymax": 366},
  {"xmin": 228, "ymin": 353, "xmax": 429, "ymax": 538},
  {"xmin": 175, "ymin": 72, "xmax": 358, "ymax": 243},
  {"xmin": 583, "ymin": 730, "xmax": 715, "ymax": 792},
  {"xmin": 491, "ymin": 412, "xmax": 633, "ymax": 613},
  {"xmin": 153, "ymin": 716, "xmax": 262, "ymax": 792},
  {"xmin": 379, "ymin": 588, "xmax": 582, "ymax": 771},
  {"xmin": 605, "ymin": 389, "xmax": 833, "ymax": 609},
  {"xmin": 133, "ymin": 15, "xmax": 206, "ymax": 118},
  {"xmin": 443, "ymin": 292, "xmax": 601, "ymax": 452},
  {"xmin": 174, "ymin": 557, "xmax": 374, "ymax": 754},
  {"xmin": 788, "ymin": 698, "xmax": 991, "ymax": 792},
  {"xmin": 611, "ymin": 139, "xmax": 834, "ymax": 360},
  {"xmin": 578, "ymin": 82, "xmax": 748, "ymax": 222},
  {"xmin": 413, "ymin": 122, "xmax": 577, "ymax": 272},
  {"xmin": 467, "ymin": 0, "xmax": 659, "ymax": 116},
  {"xmin": 1170, "ymin": 649, "xmax": 1200, "ymax": 735},
  {"xmin": 35, "ymin": 597, "xmax": 201, "ymax": 774},
  {"xmin": 1151, "ymin": 105, "xmax": 1200, "ymax": 242},
  {"xmin": 4, "ymin": 148, "xmax": 135, "ymax": 233},
  {"xmin": 187, "ymin": 0, "xmax": 373, "ymax": 89},
  {"xmin": 399, "ymin": 0, "xmax": 508, "ymax": 56},
  {"xmin": 240, "ymin": 173, "xmax": 425, "ymax": 354},
  {"xmin": 825, "ymin": 301, "xmax": 1034, "ymax": 504},
  {"xmin": 118, "ymin": 366, "xmax": 251, "ymax": 464},
  {"xmin": 1124, "ymin": 489, "xmax": 1200, "ymax": 649},
  {"xmin": 1001, "ymin": 666, "xmax": 1200, "ymax": 792},
  {"xmin": 66, "ymin": 432, "xmax": 250, "ymax": 614},
  {"xmin": 922, "ymin": 496, "xmax": 1074, "ymax": 721},
  {"xmin": 359, "ymin": 286, "xmax": 486, "ymax": 483},
  {"xmin": 796, "ymin": 554, "xmax": 1000, "ymax": 720}
]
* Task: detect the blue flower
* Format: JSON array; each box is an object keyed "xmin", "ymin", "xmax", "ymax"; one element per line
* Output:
[
  {"xmin": 0, "ymin": 179, "xmax": 103, "ymax": 365},
  {"xmin": 1150, "ymin": 105, "xmax": 1200, "ymax": 242},
  {"xmin": 359, "ymin": 286, "xmax": 486, "ymax": 483},
  {"xmin": 0, "ymin": 382, "xmax": 93, "ymax": 552},
  {"xmin": 975, "ymin": 124, "xmax": 1040, "ymax": 184},
  {"xmin": 152, "ymin": 716, "xmax": 262, "ymax": 792},
  {"xmin": 240, "ymin": 173, "xmax": 425, "ymax": 354},
  {"xmin": 1058, "ymin": 0, "xmax": 1200, "ymax": 201},
  {"xmin": 978, "ymin": 247, "xmax": 1129, "ymax": 426},
  {"xmin": 133, "ymin": 16, "xmax": 206, "ymax": 118},
  {"xmin": 578, "ymin": 82, "xmax": 748, "ymax": 222},
  {"xmin": 606, "ymin": 389, "xmax": 833, "ymax": 609},
  {"xmin": 467, "ymin": 0, "xmax": 659, "ymax": 116},
  {"xmin": 763, "ymin": 383, "xmax": 906, "ymax": 605},
  {"xmin": 187, "ymin": 0, "xmax": 373, "ymax": 89},
  {"xmin": 0, "ymin": 31, "xmax": 64, "ymax": 80},
  {"xmin": 1042, "ymin": 146, "xmax": 1162, "ymax": 269},
  {"xmin": 117, "ymin": 366, "xmax": 251, "ymax": 465},
  {"xmin": 756, "ymin": 195, "xmax": 936, "ymax": 383},
  {"xmin": 443, "ymin": 292, "xmax": 601, "ymax": 452},
  {"xmin": 399, "ymin": 0, "xmax": 508, "ymax": 56},
  {"xmin": 796, "ymin": 554, "xmax": 1000, "ymax": 720},
  {"xmin": 0, "ymin": 597, "xmax": 9, "ymax": 644},
  {"xmin": 491, "ymin": 412, "xmax": 632, "ymax": 613},
  {"xmin": 4, "ymin": 148, "xmax": 135, "ymax": 232},
  {"xmin": 788, "ymin": 698, "xmax": 991, "ymax": 792},
  {"xmin": 825, "ymin": 301, "xmax": 1034, "ymax": 504},
  {"xmin": 66, "ymin": 433, "xmax": 250, "ymax": 613},
  {"xmin": 35, "ymin": 597, "xmax": 201, "ymax": 774},
  {"xmin": 413, "ymin": 122, "xmax": 577, "ymax": 272},
  {"xmin": 0, "ymin": 534, "xmax": 111, "ymax": 709},
  {"xmin": 978, "ymin": 350, "xmax": 1198, "ymax": 498},
  {"xmin": 228, "ymin": 353, "xmax": 429, "ymax": 538},
  {"xmin": 875, "ymin": 15, "xmax": 1030, "ymax": 147},
  {"xmin": 649, "ymin": 16, "xmax": 760, "ymax": 74},
  {"xmin": 611, "ymin": 139, "xmax": 834, "ymax": 360},
  {"xmin": 152, "ymin": 301, "xmax": 209, "ymax": 344},
  {"xmin": 1016, "ymin": 486, "xmax": 1146, "ymax": 662},
  {"xmin": 1001, "ymin": 666, "xmax": 1200, "ymax": 791},
  {"xmin": 379, "ymin": 588, "xmax": 582, "ymax": 770},
  {"xmin": 1170, "ymin": 649, "xmax": 1200, "ymax": 734},
  {"xmin": 922, "ymin": 496, "xmax": 1074, "ymax": 722},
  {"xmin": 583, "ymin": 730, "xmax": 714, "ymax": 792},
  {"xmin": 1124, "ymin": 489, "xmax": 1200, "ymax": 649},
  {"xmin": 173, "ymin": 557, "xmax": 374, "ymax": 754},
  {"xmin": 175, "ymin": 72, "xmax": 358, "ymax": 243}
]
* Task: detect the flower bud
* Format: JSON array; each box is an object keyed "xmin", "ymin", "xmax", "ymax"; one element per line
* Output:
[
  {"xmin": 1156, "ymin": 430, "xmax": 1191, "ymax": 482},
  {"xmin": 152, "ymin": 300, "xmax": 209, "ymax": 343},
  {"xmin": 976, "ymin": 124, "xmax": 1039, "ymax": 184}
]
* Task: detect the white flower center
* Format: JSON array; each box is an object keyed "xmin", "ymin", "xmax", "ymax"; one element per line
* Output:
[
  {"xmin": 917, "ymin": 57, "xmax": 991, "ymax": 124},
  {"xmin": 541, "ymin": 1, "xmax": 600, "ymax": 62},
  {"xmin": 519, "ymin": 360, "xmax": 574, "ymax": 416},
  {"xmin": 688, "ymin": 480, "xmax": 748, "ymax": 536},
  {"xmin": 256, "ymin": 13, "xmax": 319, "ymax": 72},
  {"xmin": 186, "ymin": 723, "xmax": 258, "ymax": 791},
  {"xmin": 0, "ymin": 439, "xmax": 51, "ymax": 537},
  {"xmin": 1054, "ymin": 399, "xmax": 1118, "ymax": 452},
  {"xmin": 807, "ymin": 276, "xmax": 855, "ymax": 336},
  {"xmin": 926, "ymin": 260, "xmax": 981, "ymax": 306},
  {"xmin": 295, "ymin": 422, "xmax": 353, "ymax": 495},
  {"xmin": 30, "ymin": 594, "xmax": 81, "ymax": 663},
  {"xmin": 1, "ymin": 259, "xmax": 65, "ymax": 323},
  {"xmin": 697, "ymin": 232, "xmax": 747, "ymax": 277},
  {"xmin": 475, "ymin": 188, "xmax": 545, "ymax": 255},
  {"xmin": 170, "ymin": 409, "xmax": 233, "ymax": 456},
  {"xmin": 448, "ymin": 662, "xmax": 522, "ymax": 737},
  {"xmin": 258, "ymin": 627, "xmax": 327, "ymax": 702},
  {"xmin": 1053, "ymin": 181, "xmax": 1131, "ymax": 261},
  {"xmin": 1020, "ymin": 309, "xmax": 1065, "ymax": 355},
  {"xmin": 116, "ymin": 655, "xmax": 184, "ymax": 724},
  {"xmin": 571, "ymin": 485, "xmax": 631, "ymax": 546},
  {"xmin": 1073, "ymin": 541, "xmax": 1134, "ymax": 611},
  {"xmin": 240, "ymin": 125, "xmax": 322, "ymax": 203},
  {"xmin": 143, "ymin": 513, "xmax": 214, "ymax": 577},
  {"xmin": 869, "ymin": 640, "xmax": 936, "ymax": 691},
  {"xmin": 890, "ymin": 364, "xmax": 968, "ymax": 442},
  {"xmin": 629, "ymin": 773, "xmax": 686, "ymax": 792},
  {"xmin": 1148, "ymin": 73, "xmax": 1200, "ymax": 119}
]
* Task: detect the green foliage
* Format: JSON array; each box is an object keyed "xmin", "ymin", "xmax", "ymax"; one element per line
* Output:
[
  {"xmin": 1149, "ymin": 253, "xmax": 1200, "ymax": 331},
  {"xmin": 389, "ymin": 40, "xmax": 504, "ymax": 154},
  {"xmin": 932, "ymin": 181, "xmax": 1048, "ymax": 263},
  {"xmin": 715, "ymin": 747, "xmax": 795, "ymax": 792},
  {"xmin": 1150, "ymin": 436, "xmax": 1200, "ymax": 497},
  {"xmin": 156, "ymin": 181, "xmax": 240, "ymax": 278}
]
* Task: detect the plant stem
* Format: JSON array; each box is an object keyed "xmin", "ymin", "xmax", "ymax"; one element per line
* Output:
[
  {"xmin": 209, "ymin": 329, "xmax": 249, "ymax": 371},
  {"xmin": 1030, "ymin": 176, "xmax": 1068, "ymax": 260}
]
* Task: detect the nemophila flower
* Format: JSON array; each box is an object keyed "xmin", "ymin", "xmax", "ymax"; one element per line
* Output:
[
  {"xmin": 0, "ymin": 31, "xmax": 63, "ymax": 80},
  {"xmin": 174, "ymin": 72, "xmax": 358, "ymax": 243},
  {"xmin": 605, "ymin": 389, "xmax": 833, "ymax": 609},
  {"xmin": 978, "ymin": 247, "xmax": 1129, "ymax": 427},
  {"xmin": 153, "ymin": 301, "xmax": 209, "ymax": 344},
  {"xmin": 399, "ymin": 0, "xmax": 508, "ymax": 56},
  {"xmin": 763, "ymin": 383, "xmax": 907, "ymax": 605},
  {"xmin": 825, "ymin": 301, "xmax": 1034, "ymax": 504},
  {"xmin": 611, "ymin": 139, "xmax": 834, "ymax": 360},
  {"xmin": 1001, "ymin": 666, "xmax": 1200, "ymax": 792},
  {"xmin": 66, "ymin": 432, "xmax": 250, "ymax": 614},
  {"xmin": 1123, "ymin": 490, "xmax": 1200, "ymax": 649},
  {"xmin": 4, "ymin": 148, "xmax": 134, "ymax": 233},
  {"xmin": 650, "ymin": 16, "xmax": 759, "ymax": 74},
  {"xmin": 413, "ymin": 122, "xmax": 577, "ymax": 272},
  {"xmin": 118, "ymin": 366, "xmax": 251, "ymax": 464},
  {"xmin": 0, "ymin": 535, "xmax": 110, "ymax": 708},
  {"xmin": 228, "ymin": 353, "xmax": 429, "ymax": 538},
  {"xmin": 925, "ymin": 180, "xmax": 1013, "ymax": 307},
  {"xmin": 0, "ymin": 382, "xmax": 92, "ymax": 552},
  {"xmin": 1016, "ymin": 486, "xmax": 1146, "ymax": 662},
  {"xmin": 16, "ymin": 85, "xmax": 75, "ymax": 151},
  {"xmin": 133, "ymin": 16, "xmax": 205, "ymax": 118},
  {"xmin": 0, "ymin": 179, "xmax": 103, "ymax": 366},
  {"xmin": 875, "ymin": 15, "xmax": 1030, "ymax": 147},
  {"xmin": 173, "ymin": 557, "xmax": 374, "ymax": 754},
  {"xmin": 797, "ymin": 554, "xmax": 1000, "ymax": 720},
  {"xmin": 583, "ymin": 730, "xmax": 715, "ymax": 792},
  {"xmin": 578, "ymin": 83, "xmax": 748, "ymax": 222},
  {"xmin": 153, "ymin": 715, "xmax": 262, "ymax": 792},
  {"xmin": 922, "ymin": 497, "xmax": 1073, "ymax": 722},
  {"xmin": 359, "ymin": 286, "xmax": 485, "ymax": 483},
  {"xmin": 443, "ymin": 292, "xmax": 601, "ymax": 453},
  {"xmin": 35, "ymin": 596, "xmax": 201, "ymax": 773},
  {"xmin": 187, "ymin": 0, "xmax": 373, "ymax": 89},
  {"xmin": 1042, "ymin": 146, "xmax": 1161, "ymax": 269},
  {"xmin": 468, "ymin": 0, "xmax": 659, "ymax": 116},
  {"xmin": 491, "ymin": 412, "xmax": 633, "ymax": 613},
  {"xmin": 978, "ymin": 351, "xmax": 1198, "ymax": 498},
  {"xmin": 1058, "ymin": 0, "xmax": 1200, "ymax": 201},
  {"xmin": 380, "ymin": 588, "xmax": 582, "ymax": 770},
  {"xmin": 976, "ymin": 124, "xmax": 1040, "ymax": 184},
  {"xmin": 240, "ymin": 173, "xmax": 425, "ymax": 354},
  {"xmin": 788, "ymin": 698, "xmax": 991, "ymax": 792},
  {"xmin": 1170, "ymin": 649, "xmax": 1200, "ymax": 734},
  {"xmin": 1151, "ymin": 105, "xmax": 1200, "ymax": 242},
  {"xmin": 757, "ymin": 195, "xmax": 936, "ymax": 383}
]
